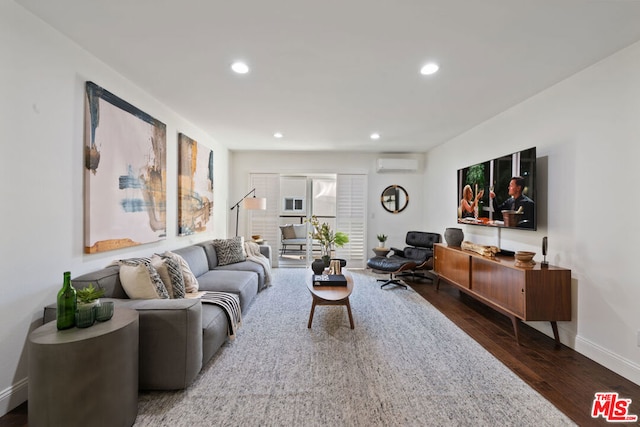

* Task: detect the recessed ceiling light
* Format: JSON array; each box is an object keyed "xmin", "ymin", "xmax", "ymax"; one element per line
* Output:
[
  {"xmin": 231, "ymin": 61, "xmax": 250, "ymax": 74},
  {"xmin": 370, "ymin": 133, "xmax": 381, "ymax": 140},
  {"xmin": 420, "ymin": 62, "xmax": 439, "ymax": 75},
  {"xmin": 274, "ymin": 132, "xmax": 283, "ymax": 138}
]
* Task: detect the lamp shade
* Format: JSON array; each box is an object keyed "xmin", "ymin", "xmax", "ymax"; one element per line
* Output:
[{"xmin": 243, "ymin": 197, "xmax": 267, "ymax": 210}]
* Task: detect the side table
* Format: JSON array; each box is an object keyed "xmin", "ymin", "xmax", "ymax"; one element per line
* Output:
[
  {"xmin": 28, "ymin": 307, "xmax": 139, "ymax": 427},
  {"xmin": 372, "ymin": 247, "xmax": 390, "ymax": 257}
]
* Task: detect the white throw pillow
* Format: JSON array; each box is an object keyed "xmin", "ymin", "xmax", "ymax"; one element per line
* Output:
[{"xmin": 118, "ymin": 258, "xmax": 169, "ymax": 299}]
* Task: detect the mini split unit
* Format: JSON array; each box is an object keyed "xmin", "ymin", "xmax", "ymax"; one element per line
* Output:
[{"xmin": 376, "ymin": 158, "xmax": 418, "ymax": 172}]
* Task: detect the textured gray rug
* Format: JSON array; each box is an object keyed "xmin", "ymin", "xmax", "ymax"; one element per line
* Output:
[{"xmin": 134, "ymin": 268, "xmax": 575, "ymax": 426}]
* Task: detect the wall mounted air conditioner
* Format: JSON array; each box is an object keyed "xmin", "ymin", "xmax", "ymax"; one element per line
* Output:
[{"xmin": 376, "ymin": 158, "xmax": 418, "ymax": 172}]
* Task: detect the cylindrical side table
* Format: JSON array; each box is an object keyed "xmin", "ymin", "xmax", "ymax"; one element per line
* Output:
[{"xmin": 28, "ymin": 307, "xmax": 139, "ymax": 427}]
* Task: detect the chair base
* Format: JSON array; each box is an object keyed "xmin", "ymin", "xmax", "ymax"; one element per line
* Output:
[{"xmin": 377, "ymin": 274, "xmax": 407, "ymax": 289}]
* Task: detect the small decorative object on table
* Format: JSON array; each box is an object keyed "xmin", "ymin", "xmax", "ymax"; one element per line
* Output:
[
  {"xmin": 56, "ymin": 271, "xmax": 76, "ymax": 330},
  {"xmin": 312, "ymin": 274, "xmax": 348, "ymax": 287},
  {"xmin": 376, "ymin": 234, "xmax": 388, "ymax": 248},
  {"xmin": 311, "ymin": 259, "xmax": 326, "ymax": 275},
  {"xmin": 329, "ymin": 259, "xmax": 342, "ymax": 274},
  {"xmin": 444, "ymin": 228, "xmax": 464, "ymax": 247},
  {"xmin": 461, "ymin": 241, "xmax": 499, "ymax": 257},
  {"xmin": 514, "ymin": 251, "xmax": 536, "ymax": 268},
  {"xmin": 95, "ymin": 301, "xmax": 115, "ymax": 321},
  {"xmin": 541, "ymin": 236, "xmax": 549, "ymax": 266}
]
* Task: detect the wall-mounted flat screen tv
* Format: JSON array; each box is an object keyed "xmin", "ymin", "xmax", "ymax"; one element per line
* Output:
[{"xmin": 457, "ymin": 147, "xmax": 537, "ymax": 231}]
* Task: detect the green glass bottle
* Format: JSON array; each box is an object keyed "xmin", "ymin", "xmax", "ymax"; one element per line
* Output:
[{"xmin": 56, "ymin": 271, "xmax": 76, "ymax": 330}]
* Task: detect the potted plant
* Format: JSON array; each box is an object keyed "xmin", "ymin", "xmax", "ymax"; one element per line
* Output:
[
  {"xmin": 308, "ymin": 215, "xmax": 349, "ymax": 268},
  {"xmin": 76, "ymin": 283, "xmax": 105, "ymax": 307},
  {"xmin": 376, "ymin": 234, "xmax": 388, "ymax": 248}
]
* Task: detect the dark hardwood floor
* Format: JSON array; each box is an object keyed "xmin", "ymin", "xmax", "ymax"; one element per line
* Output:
[
  {"xmin": 3, "ymin": 276, "xmax": 640, "ymax": 426},
  {"xmin": 406, "ymin": 277, "xmax": 640, "ymax": 426}
]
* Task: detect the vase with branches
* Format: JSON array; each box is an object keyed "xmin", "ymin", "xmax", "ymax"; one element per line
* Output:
[{"xmin": 308, "ymin": 215, "xmax": 349, "ymax": 266}]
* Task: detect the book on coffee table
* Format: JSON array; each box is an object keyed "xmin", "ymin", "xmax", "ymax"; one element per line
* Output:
[{"xmin": 312, "ymin": 274, "xmax": 347, "ymax": 286}]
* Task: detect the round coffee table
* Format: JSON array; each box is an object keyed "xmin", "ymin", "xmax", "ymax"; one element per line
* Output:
[{"xmin": 306, "ymin": 268, "xmax": 354, "ymax": 329}]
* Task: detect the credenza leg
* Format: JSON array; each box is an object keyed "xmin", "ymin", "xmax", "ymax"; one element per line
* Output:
[
  {"xmin": 511, "ymin": 316, "xmax": 521, "ymax": 345},
  {"xmin": 550, "ymin": 321, "xmax": 561, "ymax": 348},
  {"xmin": 435, "ymin": 276, "xmax": 441, "ymax": 291}
]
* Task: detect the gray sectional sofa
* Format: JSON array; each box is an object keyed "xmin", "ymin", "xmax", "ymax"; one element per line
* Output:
[{"xmin": 43, "ymin": 241, "xmax": 271, "ymax": 390}]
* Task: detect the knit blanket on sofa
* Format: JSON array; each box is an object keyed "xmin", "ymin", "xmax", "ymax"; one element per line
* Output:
[
  {"xmin": 244, "ymin": 241, "xmax": 273, "ymax": 288},
  {"xmin": 187, "ymin": 291, "xmax": 242, "ymax": 340}
]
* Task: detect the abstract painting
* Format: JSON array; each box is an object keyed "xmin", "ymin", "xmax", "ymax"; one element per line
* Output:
[
  {"xmin": 84, "ymin": 81, "xmax": 167, "ymax": 253},
  {"xmin": 178, "ymin": 133, "xmax": 213, "ymax": 235}
]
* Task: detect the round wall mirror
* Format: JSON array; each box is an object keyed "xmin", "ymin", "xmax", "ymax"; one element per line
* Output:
[{"xmin": 381, "ymin": 185, "xmax": 409, "ymax": 213}]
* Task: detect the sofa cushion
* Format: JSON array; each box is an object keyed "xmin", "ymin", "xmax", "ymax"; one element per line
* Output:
[
  {"xmin": 197, "ymin": 241, "xmax": 219, "ymax": 270},
  {"xmin": 163, "ymin": 250, "xmax": 200, "ymax": 293},
  {"xmin": 216, "ymin": 260, "xmax": 266, "ymax": 291},
  {"xmin": 119, "ymin": 258, "xmax": 169, "ymax": 299},
  {"xmin": 212, "ymin": 237, "xmax": 246, "ymax": 266},
  {"xmin": 196, "ymin": 270, "xmax": 258, "ymax": 313}
]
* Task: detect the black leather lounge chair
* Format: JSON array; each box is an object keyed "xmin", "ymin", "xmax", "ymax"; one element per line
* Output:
[{"xmin": 367, "ymin": 231, "xmax": 442, "ymax": 289}]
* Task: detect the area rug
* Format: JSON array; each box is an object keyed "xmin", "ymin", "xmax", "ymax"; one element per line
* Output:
[{"xmin": 134, "ymin": 268, "xmax": 575, "ymax": 426}]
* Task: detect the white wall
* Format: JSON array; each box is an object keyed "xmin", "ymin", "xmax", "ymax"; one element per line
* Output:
[
  {"xmin": 424, "ymin": 40, "xmax": 640, "ymax": 384},
  {"xmin": 0, "ymin": 2, "xmax": 230, "ymax": 415},
  {"xmin": 230, "ymin": 151, "xmax": 427, "ymax": 257}
]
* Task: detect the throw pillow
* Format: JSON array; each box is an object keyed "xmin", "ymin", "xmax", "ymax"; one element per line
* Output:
[
  {"xmin": 151, "ymin": 254, "xmax": 186, "ymax": 299},
  {"xmin": 118, "ymin": 258, "xmax": 169, "ymax": 299},
  {"xmin": 292, "ymin": 224, "xmax": 308, "ymax": 239},
  {"xmin": 163, "ymin": 251, "xmax": 199, "ymax": 293},
  {"xmin": 280, "ymin": 225, "xmax": 296, "ymax": 240},
  {"xmin": 212, "ymin": 236, "xmax": 246, "ymax": 266}
]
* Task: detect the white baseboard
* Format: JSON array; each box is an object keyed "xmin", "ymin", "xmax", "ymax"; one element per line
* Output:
[
  {"xmin": 0, "ymin": 377, "xmax": 28, "ymax": 417},
  {"xmin": 525, "ymin": 321, "xmax": 640, "ymax": 388},
  {"xmin": 575, "ymin": 335, "xmax": 640, "ymax": 387}
]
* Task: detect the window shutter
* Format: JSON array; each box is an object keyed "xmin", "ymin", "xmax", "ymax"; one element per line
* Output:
[
  {"xmin": 335, "ymin": 174, "xmax": 367, "ymax": 267},
  {"xmin": 249, "ymin": 174, "xmax": 280, "ymax": 266}
]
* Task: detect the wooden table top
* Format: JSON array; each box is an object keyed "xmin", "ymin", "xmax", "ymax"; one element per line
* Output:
[{"xmin": 306, "ymin": 268, "xmax": 353, "ymax": 301}]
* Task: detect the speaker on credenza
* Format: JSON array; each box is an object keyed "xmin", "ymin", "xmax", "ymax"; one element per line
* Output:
[{"xmin": 541, "ymin": 236, "xmax": 549, "ymax": 266}]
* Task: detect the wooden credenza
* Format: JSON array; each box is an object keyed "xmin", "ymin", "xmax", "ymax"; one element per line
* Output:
[{"xmin": 434, "ymin": 243, "xmax": 571, "ymax": 346}]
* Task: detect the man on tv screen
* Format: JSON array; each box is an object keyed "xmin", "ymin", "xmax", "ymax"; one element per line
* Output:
[{"xmin": 490, "ymin": 176, "xmax": 535, "ymax": 229}]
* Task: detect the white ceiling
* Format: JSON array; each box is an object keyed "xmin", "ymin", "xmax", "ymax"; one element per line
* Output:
[{"xmin": 15, "ymin": 0, "xmax": 640, "ymax": 152}]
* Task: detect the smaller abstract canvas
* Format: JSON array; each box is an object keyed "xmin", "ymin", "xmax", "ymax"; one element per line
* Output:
[{"xmin": 178, "ymin": 133, "xmax": 214, "ymax": 235}]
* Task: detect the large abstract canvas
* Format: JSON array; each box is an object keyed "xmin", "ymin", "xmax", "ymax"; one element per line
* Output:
[
  {"xmin": 178, "ymin": 133, "xmax": 213, "ymax": 235},
  {"xmin": 84, "ymin": 81, "xmax": 167, "ymax": 253}
]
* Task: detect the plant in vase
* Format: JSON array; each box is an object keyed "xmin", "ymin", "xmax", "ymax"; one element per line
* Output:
[
  {"xmin": 308, "ymin": 215, "xmax": 349, "ymax": 267},
  {"xmin": 376, "ymin": 234, "xmax": 388, "ymax": 248},
  {"xmin": 76, "ymin": 283, "xmax": 105, "ymax": 306},
  {"xmin": 75, "ymin": 283, "xmax": 105, "ymax": 328}
]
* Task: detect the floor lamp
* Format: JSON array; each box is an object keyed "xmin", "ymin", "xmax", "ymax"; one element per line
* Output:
[{"xmin": 230, "ymin": 188, "xmax": 267, "ymax": 236}]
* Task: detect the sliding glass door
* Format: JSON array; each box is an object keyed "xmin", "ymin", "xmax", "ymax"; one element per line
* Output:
[{"xmin": 248, "ymin": 172, "xmax": 366, "ymax": 268}]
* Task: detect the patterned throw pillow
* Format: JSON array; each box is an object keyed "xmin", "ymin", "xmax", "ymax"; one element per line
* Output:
[
  {"xmin": 162, "ymin": 251, "xmax": 199, "ymax": 293},
  {"xmin": 213, "ymin": 237, "xmax": 246, "ymax": 266},
  {"xmin": 151, "ymin": 254, "xmax": 186, "ymax": 299},
  {"xmin": 118, "ymin": 257, "xmax": 169, "ymax": 299}
]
